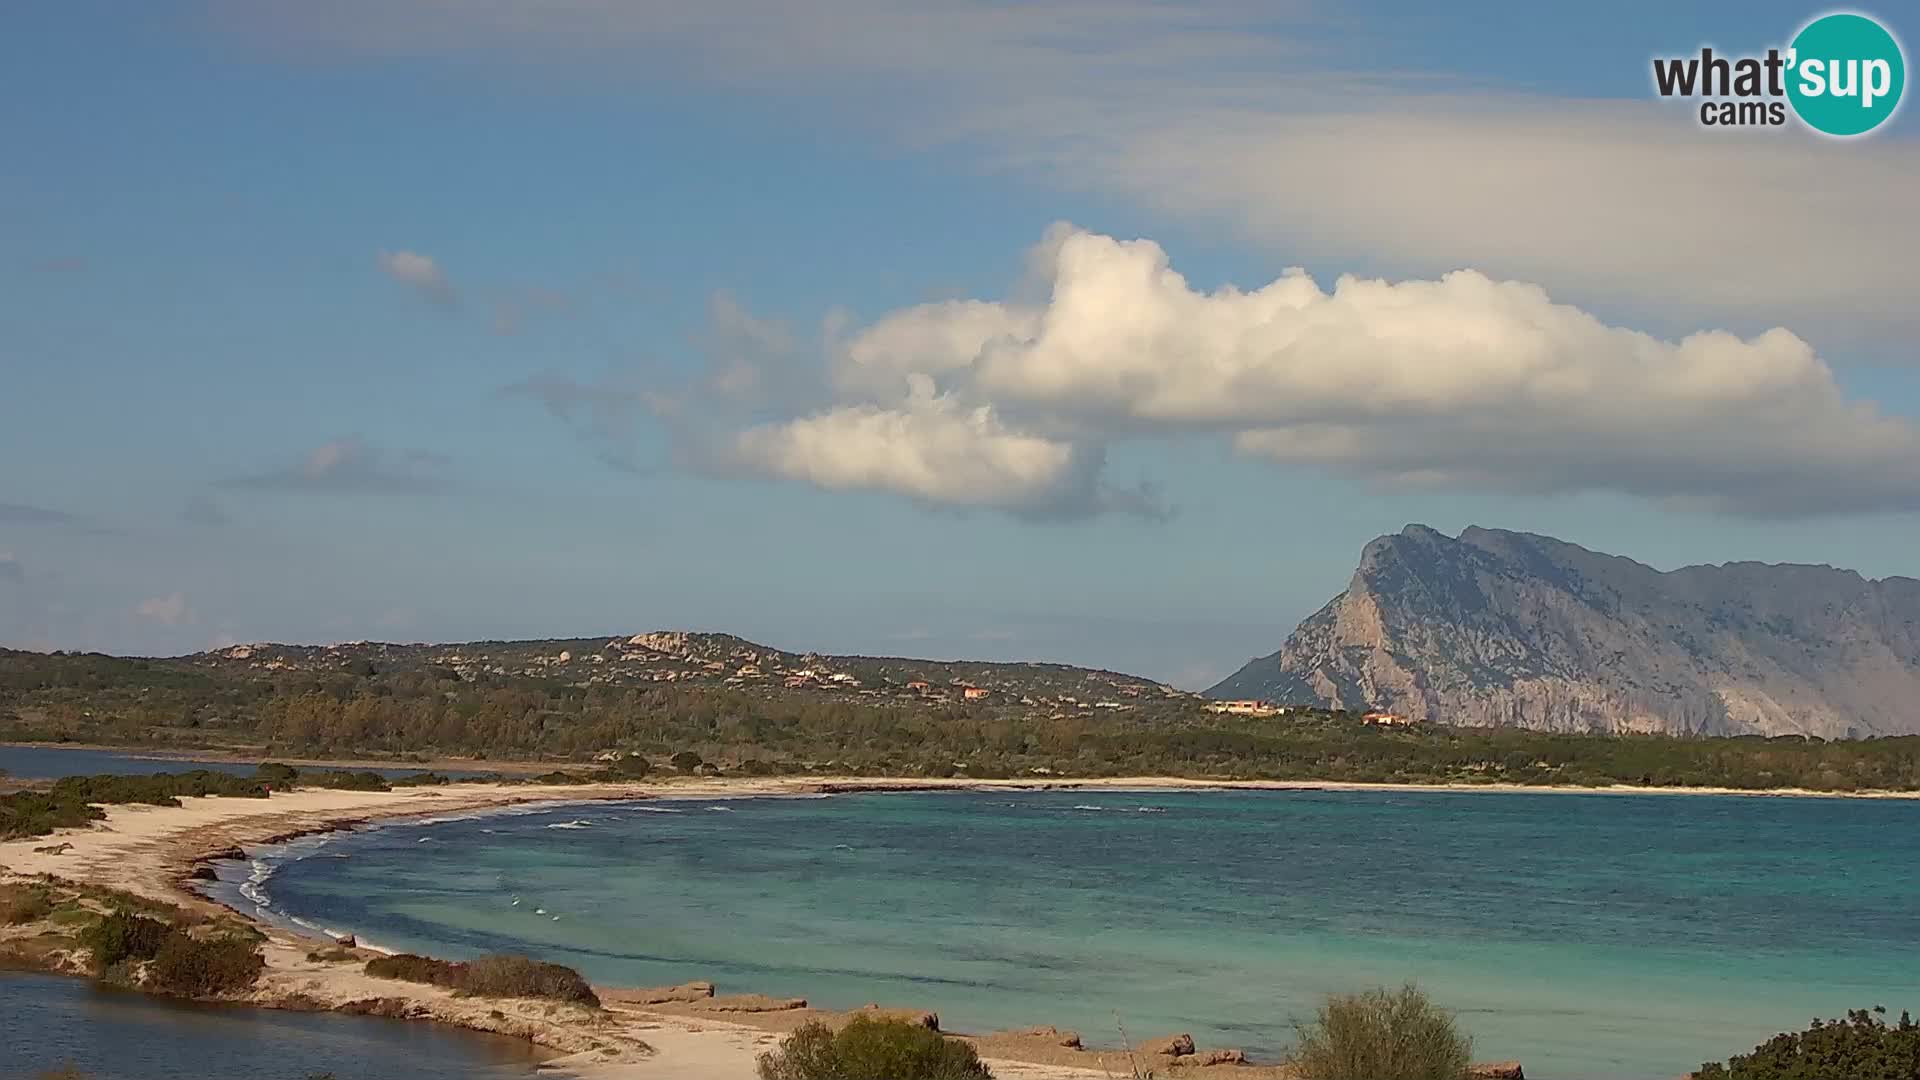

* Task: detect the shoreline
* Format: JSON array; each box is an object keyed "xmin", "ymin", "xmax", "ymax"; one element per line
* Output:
[
  {"xmin": 7, "ymin": 740, "xmax": 1920, "ymax": 801},
  {"xmin": 1, "ymin": 777, "xmax": 1190, "ymax": 1080},
  {"xmin": 0, "ymin": 772, "xmax": 1886, "ymax": 1077}
]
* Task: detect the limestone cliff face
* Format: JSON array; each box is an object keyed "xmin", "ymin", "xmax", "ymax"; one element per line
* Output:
[{"xmin": 1209, "ymin": 525, "xmax": 1920, "ymax": 737}]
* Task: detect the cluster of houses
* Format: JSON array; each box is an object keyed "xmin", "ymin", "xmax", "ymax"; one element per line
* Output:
[
  {"xmin": 1206, "ymin": 699, "xmax": 1291, "ymax": 717},
  {"xmin": 1202, "ymin": 698, "xmax": 1421, "ymax": 728}
]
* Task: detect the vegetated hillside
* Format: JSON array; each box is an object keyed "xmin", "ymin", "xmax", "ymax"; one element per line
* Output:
[
  {"xmin": 6, "ymin": 634, "xmax": 1920, "ymax": 791},
  {"xmin": 181, "ymin": 630, "xmax": 1184, "ymax": 704},
  {"xmin": 0, "ymin": 631, "xmax": 1193, "ymax": 758},
  {"xmin": 1212, "ymin": 525, "xmax": 1920, "ymax": 738}
]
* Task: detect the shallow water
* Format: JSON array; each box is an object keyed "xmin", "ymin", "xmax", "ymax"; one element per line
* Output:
[
  {"xmin": 0, "ymin": 971, "xmax": 549, "ymax": 1080},
  {"xmin": 252, "ymin": 788, "xmax": 1920, "ymax": 1080}
]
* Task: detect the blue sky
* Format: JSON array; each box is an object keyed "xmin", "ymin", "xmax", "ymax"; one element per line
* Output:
[{"xmin": 3, "ymin": 1, "xmax": 1916, "ymax": 687}]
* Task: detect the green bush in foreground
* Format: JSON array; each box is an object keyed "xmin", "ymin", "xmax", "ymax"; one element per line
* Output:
[
  {"xmin": 79, "ymin": 910, "xmax": 172, "ymax": 970},
  {"xmin": 1695, "ymin": 1007, "xmax": 1920, "ymax": 1079},
  {"xmin": 365, "ymin": 952, "xmax": 599, "ymax": 1007},
  {"xmin": 72, "ymin": 905, "xmax": 263, "ymax": 996},
  {"xmin": 1290, "ymin": 985, "xmax": 1473, "ymax": 1080},
  {"xmin": 146, "ymin": 933, "xmax": 265, "ymax": 997},
  {"xmin": 758, "ymin": 1017, "xmax": 992, "ymax": 1080}
]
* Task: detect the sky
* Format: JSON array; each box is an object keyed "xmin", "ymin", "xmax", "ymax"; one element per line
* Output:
[{"xmin": 2, "ymin": 1, "xmax": 1917, "ymax": 688}]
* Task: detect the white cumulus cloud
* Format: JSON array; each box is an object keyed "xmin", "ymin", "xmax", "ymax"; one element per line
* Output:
[
  {"xmin": 727, "ymin": 225, "xmax": 1920, "ymax": 517},
  {"xmin": 730, "ymin": 379, "xmax": 1152, "ymax": 518},
  {"xmin": 377, "ymin": 249, "xmax": 457, "ymax": 306}
]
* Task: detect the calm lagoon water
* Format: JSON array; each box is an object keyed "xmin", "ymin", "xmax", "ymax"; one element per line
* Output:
[
  {"xmin": 0, "ymin": 972, "xmax": 548, "ymax": 1080},
  {"xmin": 245, "ymin": 789, "xmax": 1920, "ymax": 1080}
]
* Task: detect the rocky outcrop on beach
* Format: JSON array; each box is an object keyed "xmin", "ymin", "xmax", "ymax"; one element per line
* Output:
[
  {"xmin": 1177, "ymin": 1048, "xmax": 1248, "ymax": 1067},
  {"xmin": 1211, "ymin": 525, "xmax": 1920, "ymax": 737},
  {"xmin": 845, "ymin": 1003, "xmax": 941, "ymax": 1030},
  {"xmin": 1142, "ymin": 1033, "xmax": 1198, "ymax": 1056},
  {"xmin": 1013, "ymin": 1025, "xmax": 1084, "ymax": 1048},
  {"xmin": 696, "ymin": 992, "xmax": 810, "ymax": 1013},
  {"xmin": 607, "ymin": 980, "xmax": 717, "ymax": 1004}
]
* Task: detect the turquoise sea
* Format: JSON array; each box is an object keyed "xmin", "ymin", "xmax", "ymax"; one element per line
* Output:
[{"xmin": 239, "ymin": 788, "xmax": 1920, "ymax": 1080}]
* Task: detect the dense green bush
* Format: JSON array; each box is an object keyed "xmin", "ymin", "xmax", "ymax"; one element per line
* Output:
[
  {"xmin": 364, "ymin": 952, "xmax": 454, "ymax": 983},
  {"xmin": 671, "ymin": 751, "xmax": 704, "ymax": 772},
  {"xmin": 1289, "ymin": 985, "xmax": 1473, "ymax": 1080},
  {"xmin": 366, "ymin": 952, "xmax": 599, "ymax": 1006},
  {"xmin": 300, "ymin": 769, "xmax": 391, "ymax": 792},
  {"xmin": 605, "ymin": 754, "xmax": 653, "ymax": 778},
  {"xmin": 391, "ymin": 771, "xmax": 454, "ymax": 786},
  {"xmin": 49, "ymin": 772, "xmax": 268, "ymax": 805},
  {"xmin": 0, "ymin": 792, "xmax": 106, "ymax": 839},
  {"xmin": 757, "ymin": 1017, "xmax": 992, "ymax": 1080},
  {"xmin": 256, "ymin": 762, "xmax": 299, "ymax": 785},
  {"xmin": 1695, "ymin": 1007, "xmax": 1920, "ymax": 1079},
  {"xmin": 3, "ymin": 771, "xmax": 274, "ymax": 841},
  {"xmin": 79, "ymin": 910, "xmax": 172, "ymax": 969},
  {"xmin": 146, "ymin": 933, "xmax": 264, "ymax": 996},
  {"xmin": 464, "ymin": 954, "xmax": 600, "ymax": 1005}
]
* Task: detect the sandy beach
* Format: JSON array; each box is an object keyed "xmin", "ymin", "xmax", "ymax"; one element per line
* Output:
[
  {"xmin": 0, "ymin": 776, "xmax": 1278, "ymax": 1080},
  {"xmin": 2, "ymin": 771, "xmax": 1892, "ymax": 1077}
]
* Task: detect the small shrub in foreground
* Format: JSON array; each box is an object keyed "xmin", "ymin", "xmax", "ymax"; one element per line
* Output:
[
  {"xmin": 757, "ymin": 1017, "xmax": 992, "ymax": 1080},
  {"xmin": 1289, "ymin": 985, "xmax": 1472, "ymax": 1080},
  {"xmin": 146, "ymin": 933, "xmax": 264, "ymax": 996},
  {"xmin": 1694, "ymin": 1007, "xmax": 1920, "ymax": 1079}
]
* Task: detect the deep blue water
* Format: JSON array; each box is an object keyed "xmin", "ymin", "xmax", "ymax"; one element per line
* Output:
[
  {"xmin": 0, "ymin": 744, "xmax": 486, "ymax": 782},
  {"xmin": 0, "ymin": 972, "xmax": 549, "ymax": 1080},
  {"xmin": 247, "ymin": 788, "xmax": 1920, "ymax": 1080}
]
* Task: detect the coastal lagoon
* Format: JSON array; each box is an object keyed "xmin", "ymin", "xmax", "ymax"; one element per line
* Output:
[
  {"xmin": 0, "ymin": 971, "xmax": 548, "ymax": 1080},
  {"xmin": 244, "ymin": 788, "xmax": 1920, "ymax": 1080}
]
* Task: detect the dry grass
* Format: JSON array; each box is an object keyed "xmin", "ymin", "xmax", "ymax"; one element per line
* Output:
[{"xmin": 1289, "ymin": 985, "xmax": 1472, "ymax": 1080}]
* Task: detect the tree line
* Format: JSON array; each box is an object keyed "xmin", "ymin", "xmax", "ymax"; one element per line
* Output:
[{"xmin": 5, "ymin": 649, "xmax": 1920, "ymax": 792}]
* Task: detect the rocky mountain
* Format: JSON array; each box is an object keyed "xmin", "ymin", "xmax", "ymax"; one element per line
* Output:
[{"xmin": 1209, "ymin": 526, "xmax": 1920, "ymax": 737}]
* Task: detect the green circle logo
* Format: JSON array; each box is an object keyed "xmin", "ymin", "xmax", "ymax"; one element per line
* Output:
[{"xmin": 1787, "ymin": 12, "xmax": 1906, "ymax": 136}]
